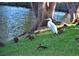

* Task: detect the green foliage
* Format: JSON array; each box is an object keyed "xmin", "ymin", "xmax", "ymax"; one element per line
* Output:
[{"xmin": 0, "ymin": 25, "xmax": 79, "ymax": 56}]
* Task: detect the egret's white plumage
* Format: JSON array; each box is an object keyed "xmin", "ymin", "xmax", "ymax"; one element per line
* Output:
[{"xmin": 47, "ymin": 18, "xmax": 58, "ymax": 34}]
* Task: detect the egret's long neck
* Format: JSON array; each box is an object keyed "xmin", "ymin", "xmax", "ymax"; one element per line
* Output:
[
  {"xmin": 49, "ymin": 19, "xmax": 52, "ymax": 22},
  {"xmin": 47, "ymin": 18, "xmax": 52, "ymax": 22}
]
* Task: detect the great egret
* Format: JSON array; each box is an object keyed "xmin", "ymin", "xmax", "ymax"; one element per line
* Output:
[{"xmin": 46, "ymin": 18, "xmax": 58, "ymax": 34}]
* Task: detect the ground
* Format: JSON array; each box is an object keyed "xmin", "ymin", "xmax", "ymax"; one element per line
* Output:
[{"xmin": 0, "ymin": 25, "xmax": 79, "ymax": 56}]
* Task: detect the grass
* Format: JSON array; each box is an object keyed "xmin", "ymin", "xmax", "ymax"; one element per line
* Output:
[{"xmin": 0, "ymin": 25, "xmax": 79, "ymax": 56}]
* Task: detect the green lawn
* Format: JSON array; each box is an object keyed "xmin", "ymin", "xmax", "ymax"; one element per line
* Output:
[{"xmin": 0, "ymin": 25, "xmax": 79, "ymax": 56}]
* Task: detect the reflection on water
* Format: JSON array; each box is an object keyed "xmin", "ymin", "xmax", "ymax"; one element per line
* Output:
[
  {"xmin": 54, "ymin": 11, "xmax": 65, "ymax": 20},
  {"xmin": 0, "ymin": 5, "xmax": 32, "ymax": 42},
  {"xmin": 0, "ymin": 5, "xmax": 65, "ymax": 42},
  {"xmin": 7, "ymin": 6, "xmax": 30, "ymax": 41}
]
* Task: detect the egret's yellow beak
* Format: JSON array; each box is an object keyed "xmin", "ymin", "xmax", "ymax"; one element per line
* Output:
[
  {"xmin": 46, "ymin": 18, "xmax": 52, "ymax": 22},
  {"xmin": 46, "ymin": 18, "xmax": 51, "ymax": 20}
]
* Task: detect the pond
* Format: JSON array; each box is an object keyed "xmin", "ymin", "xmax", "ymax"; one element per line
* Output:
[
  {"xmin": 0, "ymin": 5, "xmax": 65, "ymax": 42},
  {"xmin": 54, "ymin": 11, "xmax": 65, "ymax": 21}
]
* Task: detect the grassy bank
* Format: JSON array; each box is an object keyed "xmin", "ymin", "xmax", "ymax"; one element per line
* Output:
[{"xmin": 0, "ymin": 25, "xmax": 79, "ymax": 56}]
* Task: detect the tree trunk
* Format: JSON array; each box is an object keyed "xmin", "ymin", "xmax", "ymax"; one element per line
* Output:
[
  {"xmin": 30, "ymin": 2, "xmax": 43, "ymax": 34},
  {"xmin": 76, "ymin": 3, "xmax": 79, "ymax": 19},
  {"xmin": 45, "ymin": 2, "xmax": 56, "ymax": 19},
  {"xmin": 66, "ymin": 2, "xmax": 78, "ymax": 22},
  {"xmin": 30, "ymin": 2, "xmax": 56, "ymax": 34}
]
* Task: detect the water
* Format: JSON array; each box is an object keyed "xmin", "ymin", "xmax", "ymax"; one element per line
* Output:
[
  {"xmin": 6, "ymin": 6, "xmax": 30, "ymax": 41},
  {"xmin": 0, "ymin": 5, "xmax": 65, "ymax": 42},
  {"xmin": 0, "ymin": 5, "xmax": 31, "ymax": 42},
  {"xmin": 54, "ymin": 11, "xmax": 65, "ymax": 21}
]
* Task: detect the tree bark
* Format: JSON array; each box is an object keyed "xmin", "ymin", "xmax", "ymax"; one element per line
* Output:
[
  {"xmin": 66, "ymin": 2, "xmax": 78, "ymax": 22},
  {"xmin": 29, "ymin": 2, "xmax": 56, "ymax": 34},
  {"xmin": 76, "ymin": 3, "xmax": 79, "ymax": 19}
]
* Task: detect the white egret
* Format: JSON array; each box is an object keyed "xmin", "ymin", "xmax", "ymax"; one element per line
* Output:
[{"xmin": 46, "ymin": 18, "xmax": 58, "ymax": 34}]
